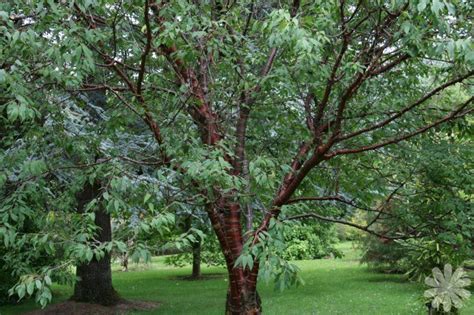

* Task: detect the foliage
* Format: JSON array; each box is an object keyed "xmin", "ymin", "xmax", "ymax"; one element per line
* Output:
[
  {"xmin": 165, "ymin": 232, "xmax": 226, "ymax": 268},
  {"xmin": 360, "ymin": 236, "xmax": 470, "ymax": 281},
  {"xmin": 166, "ymin": 220, "xmax": 340, "ymax": 268},
  {"xmin": 281, "ymin": 222, "xmax": 340, "ymax": 261},
  {"xmin": 358, "ymin": 134, "xmax": 473, "ymax": 280},
  {"xmin": 358, "ymin": 237, "xmax": 407, "ymax": 274},
  {"xmin": 1, "ymin": 0, "xmax": 473, "ymax": 309},
  {"xmin": 424, "ymin": 264, "xmax": 471, "ymax": 314}
]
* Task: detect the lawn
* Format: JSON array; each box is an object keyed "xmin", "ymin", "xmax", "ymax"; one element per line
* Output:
[{"xmin": 1, "ymin": 242, "xmax": 473, "ymax": 315}]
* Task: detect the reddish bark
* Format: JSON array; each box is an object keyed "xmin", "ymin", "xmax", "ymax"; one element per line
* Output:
[{"xmin": 208, "ymin": 202, "xmax": 262, "ymax": 315}]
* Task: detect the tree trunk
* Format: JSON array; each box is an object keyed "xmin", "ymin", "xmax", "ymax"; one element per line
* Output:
[
  {"xmin": 225, "ymin": 285, "xmax": 262, "ymax": 315},
  {"xmin": 191, "ymin": 239, "xmax": 201, "ymax": 278},
  {"xmin": 121, "ymin": 252, "xmax": 129, "ymax": 272},
  {"xmin": 71, "ymin": 182, "xmax": 119, "ymax": 306},
  {"xmin": 207, "ymin": 201, "xmax": 262, "ymax": 314}
]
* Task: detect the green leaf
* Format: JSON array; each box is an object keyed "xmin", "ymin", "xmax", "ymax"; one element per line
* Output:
[
  {"xmin": 0, "ymin": 69, "xmax": 6, "ymax": 83},
  {"xmin": 0, "ymin": 11, "xmax": 8, "ymax": 20},
  {"xmin": 16, "ymin": 284, "xmax": 26, "ymax": 299},
  {"xmin": 26, "ymin": 281, "xmax": 35, "ymax": 295},
  {"xmin": 85, "ymin": 249, "xmax": 94, "ymax": 262},
  {"xmin": 401, "ymin": 21, "xmax": 411, "ymax": 34},
  {"xmin": 44, "ymin": 275, "xmax": 52, "ymax": 286},
  {"xmin": 144, "ymin": 193, "xmax": 152, "ymax": 203},
  {"xmin": 0, "ymin": 173, "xmax": 7, "ymax": 189},
  {"xmin": 417, "ymin": 0, "xmax": 427, "ymax": 12},
  {"xmin": 431, "ymin": 0, "xmax": 444, "ymax": 15},
  {"xmin": 6, "ymin": 103, "xmax": 20, "ymax": 122},
  {"xmin": 115, "ymin": 241, "xmax": 127, "ymax": 253}
]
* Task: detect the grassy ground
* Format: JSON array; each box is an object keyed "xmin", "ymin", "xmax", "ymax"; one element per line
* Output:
[{"xmin": 1, "ymin": 242, "xmax": 473, "ymax": 315}]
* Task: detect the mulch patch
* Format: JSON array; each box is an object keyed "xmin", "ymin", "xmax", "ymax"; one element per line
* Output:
[{"xmin": 24, "ymin": 299, "xmax": 160, "ymax": 315}]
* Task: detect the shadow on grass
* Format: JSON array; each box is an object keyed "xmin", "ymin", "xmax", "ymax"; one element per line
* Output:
[
  {"xmin": 171, "ymin": 273, "xmax": 226, "ymax": 281},
  {"xmin": 365, "ymin": 276, "xmax": 408, "ymax": 284}
]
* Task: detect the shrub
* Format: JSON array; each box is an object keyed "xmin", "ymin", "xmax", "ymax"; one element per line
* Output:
[
  {"xmin": 359, "ymin": 235, "xmax": 471, "ymax": 281},
  {"xmin": 282, "ymin": 222, "xmax": 340, "ymax": 261},
  {"xmin": 358, "ymin": 236, "xmax": 407, "ymax": 274}
]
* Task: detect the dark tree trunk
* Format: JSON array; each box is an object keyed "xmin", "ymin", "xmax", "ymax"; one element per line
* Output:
[
  {"xmin": 184, "ymin": 214, "xmax": 202, "ymax": 279},
  {"xmin": 121, "ymin": 252, "xmax": 129, "ymax": 272},
  {"xmin": 191, "ymin": 239, "xmax": 201, "ymax": 278},
  {"xmin": 71, "ymin": 182, "xmax": 119, "ymax": 306}
]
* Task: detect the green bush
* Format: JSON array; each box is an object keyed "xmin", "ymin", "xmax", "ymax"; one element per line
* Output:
[
  {"xmin": 358, "ymin": 236, "xmax": 407, "ymax": 274},
  {"xmin": 358, "ymin": 235, "xmax": 471, "ymax": 281},
  {"xmin": 166, "ymin": 221, "xmax": 340, "ymax": 267},
  {"xmin": 282, "ymin": 222, "xmax": 341, "ymax": 261}
]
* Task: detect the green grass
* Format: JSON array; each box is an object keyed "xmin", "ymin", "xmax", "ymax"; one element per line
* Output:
[{"xmin": 1, "ymin": 242, "xmax": 473, "ymax": 315}]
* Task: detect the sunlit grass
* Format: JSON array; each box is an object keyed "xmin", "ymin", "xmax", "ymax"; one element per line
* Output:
[{"xmin": 1, "ymin": 242, "xmax": 473, "ymax": 314}]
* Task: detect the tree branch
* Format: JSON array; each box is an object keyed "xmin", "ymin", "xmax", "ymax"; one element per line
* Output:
[
  {"xmin": 326, "ymin": 96, "xmax": 473, "ymax": 158},
  {"xmin": 284, "ymin": 212, "xmax": 408, "ymax": 240},
  {"xmin": 337, "ymin": 71, "xmax": 474, "ymax": 142},
  {"xmin": 136, "ymin": 0, "xmax": 152, "ymax": 99}
]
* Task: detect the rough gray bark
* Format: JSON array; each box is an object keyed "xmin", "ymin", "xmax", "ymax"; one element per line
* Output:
[
  {"xmin": 191, "ymin": 239, "xmax": 201, "ymax": 278},
  {"xmin": 71, "ymin": 182, "xmax": 119, "ymax": 306}
]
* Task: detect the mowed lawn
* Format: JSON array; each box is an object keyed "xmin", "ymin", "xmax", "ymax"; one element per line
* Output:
[{"xmin": 1, "ymin": 242, "xmax": 473, "ymax": 315}]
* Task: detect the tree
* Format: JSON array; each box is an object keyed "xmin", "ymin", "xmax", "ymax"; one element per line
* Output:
[
  {"xmin": 0, "ymin": 6, "xmax": 77, "ymax": 306},
  {"xmin": 184, "ymin": 213, "xmax": 204, "ymax": 279},
  {"xmin": 0, "ymin": 7, "xmax": 170, "ymax": 305},
  {"xmin": 70, "ymin": 181, "xmax": 119, "ymax": 305},
  {"xmin": 165, "ymin": 211, "xmax": 224, "ymax": 279},
  {"xmin": 67, "ymin": 91, "xmax": 120, "ymax": 305},
  {"xmin": 65, "ymin": 89, "xmax": 177, "ymax": 304},
  {"xmin": 4, "ymin": 1, "xmax": 473, "ymax": 314}
]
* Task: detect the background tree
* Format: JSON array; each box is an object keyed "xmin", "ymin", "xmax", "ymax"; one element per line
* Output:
[
  {"xmin": 65, "ymin": 89, "xmax": 119, "ymax": 305},
  {"xmin": 165, "ymin": 211, "xmax": 225, "ymax": 279},
  {"xmin": 358, "ymin": 119, "xmax": 473, "ymax": 280},
  {"xmin": 1, "ymin": 4, "xmax": 173, "ymax": 306}
]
